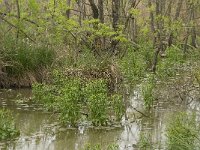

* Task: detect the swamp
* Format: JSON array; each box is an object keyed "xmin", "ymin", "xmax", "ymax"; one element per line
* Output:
[{"xmin": 0, "ymin": 0, "xmax": 200, "ymax": 149}]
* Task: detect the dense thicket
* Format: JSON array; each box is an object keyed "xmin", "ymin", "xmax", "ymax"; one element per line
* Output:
[
  {"xmin": 0, "ymin": 0, "xmax": 199, "ymax": 73},
  {"xmin": 0, "ymin": 0, "xmax": 200, "ymax": 147}
]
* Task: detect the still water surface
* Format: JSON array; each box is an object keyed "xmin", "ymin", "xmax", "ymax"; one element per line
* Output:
[{"xmin": 0, "ymin": 87, "xmax": 198, "ymax": 150}]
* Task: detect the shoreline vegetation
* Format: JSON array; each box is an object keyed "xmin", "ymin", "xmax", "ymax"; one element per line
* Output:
[{"xmin": 0, "ymin": 0, "xmax": 200, "ymax": 148}]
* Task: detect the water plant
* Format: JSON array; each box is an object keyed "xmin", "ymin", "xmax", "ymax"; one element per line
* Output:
[
  {"xmin": 166, "ymin": 112, "xmax": 200, "ymax": 150},
  {"xmin": 142, "ymin": 75, "xmax": 155, "ymax": 109},
  {"xmin": 111, "ymin": 94, "xmax": 125, "ymax": 122},
  {"xmin": 32, "ymin": 70, "xmax": 125, "ymax": 127},
  {"xmin": 0, "ymin": 109, "xmax": 20, "ymax": 140},
  {"xmin": 83, "ymin": 143, "xmax": 119, "ymax": 150},
  {"xmin": 84, "ymin": 79, "xmax": 109, "ymax": 126},
  {"xmin": 138, "ymin": 133, "xmax": 153, "ymax": 150}
]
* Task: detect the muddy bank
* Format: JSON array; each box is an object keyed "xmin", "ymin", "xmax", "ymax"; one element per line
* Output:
[
  {"xmin": 0, "ymin": 70, "xmax": 49, "ymax": 88},
  {"xmin": 0, "ymin": 65, "xmax": 122, "ymax": 90}
]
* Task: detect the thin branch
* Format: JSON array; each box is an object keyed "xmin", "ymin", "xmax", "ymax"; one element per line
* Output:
[{"xmin": 0, "ymin": 15, "xmax": 35, "ymax": 43}]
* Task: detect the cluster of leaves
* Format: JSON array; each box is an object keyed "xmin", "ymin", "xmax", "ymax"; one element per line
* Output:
[
  {"xmin": 32, "ymin": 70, "xmax": 125, "ymax": 127},
  {"xmin": 0, "ymin": 109, "xmax": 19, "ymax": 140}
]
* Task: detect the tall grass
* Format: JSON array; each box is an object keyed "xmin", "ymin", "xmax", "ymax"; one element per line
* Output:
[
  {"xmin": 166, "ymin": 112, "xmax": 200, "ymax": 150},
  {"xmin": 0, "ymin": 37, "xmax": 55, "ymax": 76}
]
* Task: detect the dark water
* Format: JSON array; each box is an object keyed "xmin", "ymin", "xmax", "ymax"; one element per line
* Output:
[{"xmin": 0, "ymin": 86, "xmax": 199, "ymax": 150}]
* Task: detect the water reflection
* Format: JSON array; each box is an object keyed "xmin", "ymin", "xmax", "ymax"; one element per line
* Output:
[
  {"xmin": 0, "ymin": 89, "xmax": 138, "ymax": 150},
  {"xmin": 0, "ymin": 87, "xmax": 199, "ymax": 150}
]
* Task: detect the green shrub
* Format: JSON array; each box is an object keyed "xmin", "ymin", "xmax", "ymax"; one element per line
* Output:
[
  {"xmin": 0, "ymin": 109, "xmax": 19, "ymax": 140},
  {"xmin": 33, "ymin": 77, "xmax": 82, "ymax": 126},
  {"xmin": 84, "ymin": 79, "xmax": 108, "ymax": 126},
  {"xmin": 32, "ymin": 71, "xmax": 125, "ymax": 127},
  {"xmin": 59, "ymin": 78, "xmax": 82, "ymax": 126}
]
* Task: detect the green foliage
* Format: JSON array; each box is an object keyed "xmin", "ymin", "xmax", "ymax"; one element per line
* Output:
[
  {"xmin": 84, "ymin": 79, "xmax": 108, "ymax": 126},
  {"xmin": 142, "ymin": 75, "xmax": 155, "ymax": 109},
  {"xmin": 32, "ymin": 71, "xmax": 125, "ymax": 127},
  {"xmin": 83, "ymin": 144, "xmax": 101, "ymax": 150},
  {"xmin": 33, "ymin": 74, "xmax": 82, "ymax": 126},
  {"xmin": 0, "ymin": 109, "xmax": 20, "ymax": 140},
  {"xmin": 166, "ymin": 112, "xmax": 200, "ymax": 150},
  {"xmin": 111, "ymin": 94, "xmax": 125, "ymax": 121},
  {"xmin": 119, "ymin": 46, "xmax": 146, "ymax": 85},
  {"xmin": 157, "ymin": 46, "xmax": 185, "ymax": 79},
  {"xmin": 83, "ymin": 143, "xmax": 119, "ymax": 150},
  {"xmin": 1, "ymin": 37, "xmax": 55, "ymax": 76},
  {"xmin": 59, "ymin": 78, "xmax": 82, "ymax": 126},
  {"xmin": 138, "ymin": 133, "xmax": 153, "ymax": 150},
  {"xmin": 32, "ymin": 83, "xmax": 59, "ymax": 111}
]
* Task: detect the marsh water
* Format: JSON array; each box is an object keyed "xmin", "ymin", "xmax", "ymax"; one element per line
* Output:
[{"xmin": 0, "ymin": 85, "xmax": 199, "ymax": 150}]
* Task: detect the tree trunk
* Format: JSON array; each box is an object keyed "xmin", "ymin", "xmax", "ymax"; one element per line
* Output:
[
  {"xmin": 98, "ymin": 0, "xmax": 104, "ymax": 23},
  {"xmin": 88, "ymin": 0, "xmax": 99, "ymax": 19},
  {"xmin": 111, "ymin": 0, "xmax": 120, "ymax": 54},
  {"xmin": 15, "ymin": 0, "xmax": 21, "ymax": 41},
  {"xmin": 66, "ymin": 0, "xmax": 71, "ymax": 19},
  {"xmin": 168, "ymin": 0, "xmax": 183, "ymax": 47}
]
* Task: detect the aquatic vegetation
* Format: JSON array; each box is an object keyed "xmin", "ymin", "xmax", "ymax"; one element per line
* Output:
[
  {"xmin": 111, "ymin": 94, "xmax": 125, "ymax": 122},
  {"xmin": 138, "ymin": 133, "xmax": 153, "ymax": 150},
  {"xmin": 32, "ymin": 71, "xmax": 125, "ymax": 127},
  {"xmin": 84, "ymin": 79, "xmax": 109, "ymax": 126},
  {"xmin": 119, "ymin": 46, "xmax": 147, "ymax": 86},
  {"xmin": 83, "ymin": 143, "xmax": 119, "ymax": 150},
  {"xmin": 0, "ymin": 36, "xmax": 55, "ymax": 87},
  {"xmin": 0, "ymin": 109, "xmax": 19, "ymax": 140},
  {"xmin": 166, "ymin": 112, "xmax": 200, "ymax": 150},
  {"xmin": 142, "ymin": 75, "xmax": 155, "ymax": 109}
]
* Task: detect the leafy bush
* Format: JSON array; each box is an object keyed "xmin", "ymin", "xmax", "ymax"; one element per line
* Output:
[
  {"xmin": 32, "ymin": 70, "xmax": 125, "ymax": 127},
  {"xmin": 0, "ymin": 109, "xmax": 19, "ymax": 140},
  {"xmin": 59, "ymin": 78, "xmax": 82, "ymax": 126}
]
